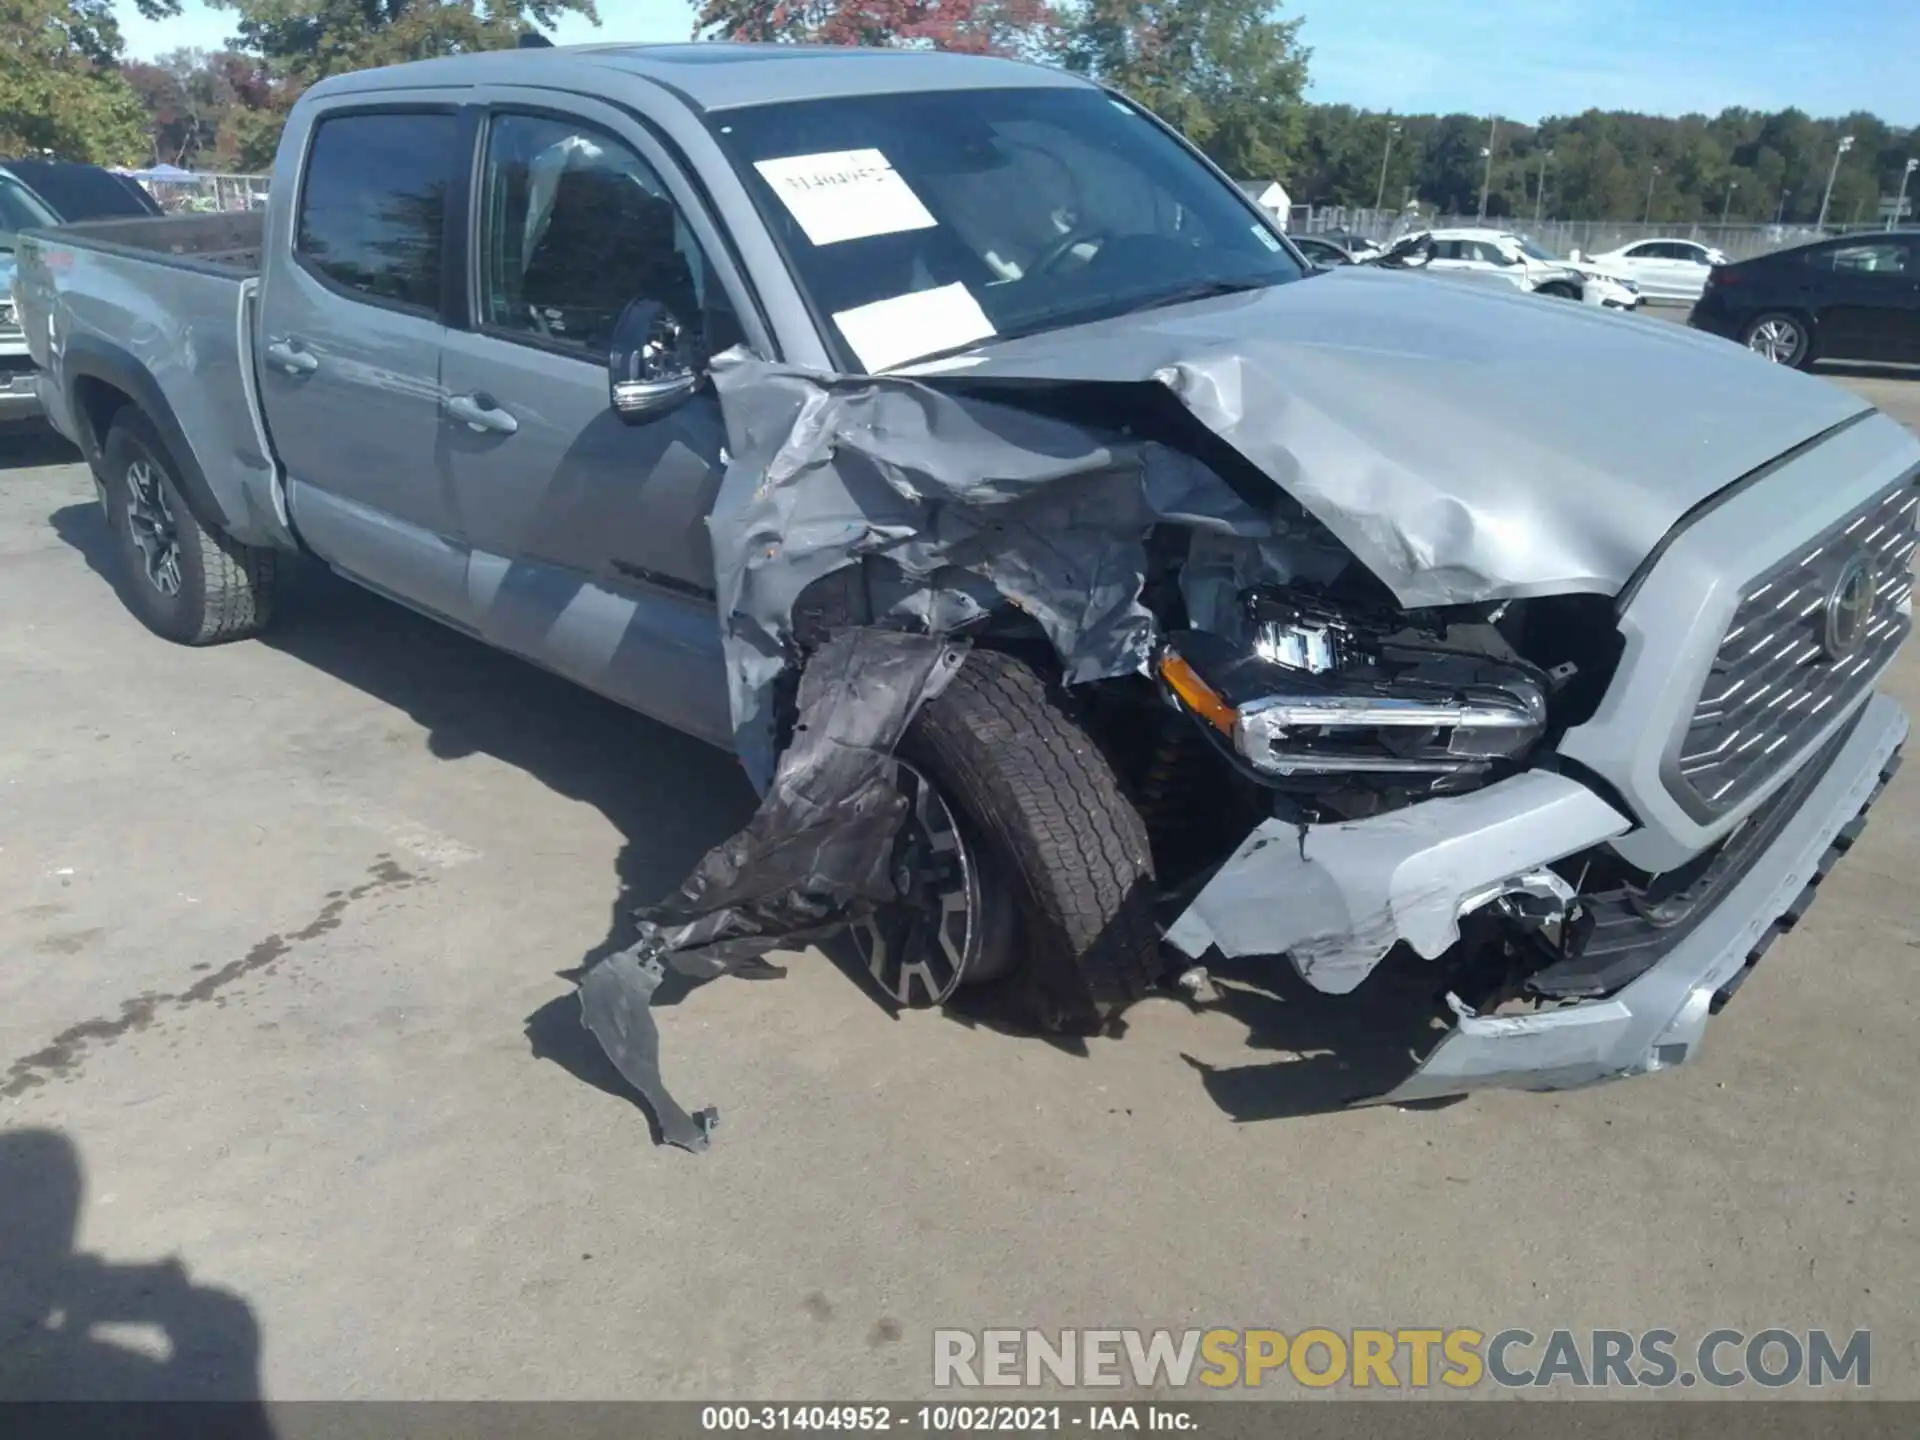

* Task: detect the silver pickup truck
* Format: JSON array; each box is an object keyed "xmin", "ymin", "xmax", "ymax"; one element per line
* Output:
[{"xmin": 16, "ymin": 43, "xmax": 1920, "ymax": 1118}]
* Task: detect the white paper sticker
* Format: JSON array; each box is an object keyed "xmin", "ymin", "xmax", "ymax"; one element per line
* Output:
[
  {"xmin": 832, "ymin": 284, "xmax": 996, "ymax": 373},
  {"xmin": 753, "ymin": 148, "xmax": 937, "ymax": 247}
]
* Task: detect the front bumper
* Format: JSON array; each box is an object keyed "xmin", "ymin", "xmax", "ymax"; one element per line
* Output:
[
  {"xmin": 1384, "ymin": 691, "xmax": 1905, "ymax": 1102},
  {"xmin": 0, "ymin": 354, "xmax": 40, "ymax": 421},
  {"xmin": 1166, "ymin": 691, "xmax": 1905, "ymax": 1101}
]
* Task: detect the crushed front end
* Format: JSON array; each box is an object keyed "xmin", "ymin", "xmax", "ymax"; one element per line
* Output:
[{"xmin": 1151, "ymin": 410, "xmax": 1917, "ymax": 1098}]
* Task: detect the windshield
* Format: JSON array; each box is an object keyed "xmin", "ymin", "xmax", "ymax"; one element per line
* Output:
[
  {"xmin": 1515, "ymin": 237, "xmax": 1557, "ymax": 263},
  {"xmin": 2, "ymin": 160, "xmax": 161, "ymax": 222},
  {"xmin": 0, "ymin": 174, "xmax": 59, "ymax": 252},
  {"xmin": 711, "ymin": 86, "xmax": 1306, "ymax": 371}
]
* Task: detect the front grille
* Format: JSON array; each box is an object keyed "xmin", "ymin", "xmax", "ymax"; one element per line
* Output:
[{"xmin": 1676, "ymin": 478, "xmax": 1916, "ymax": 811}]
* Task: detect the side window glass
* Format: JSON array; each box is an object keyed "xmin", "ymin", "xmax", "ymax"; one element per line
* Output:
[
  {"xmin": 477, "ymin": 113, "xmax": 738, "ymax": 356},
  {"xmin": 1828, "ymin": 243, "xmax": 1911, "ymax": 275},
  {"xmin": 296, "ymin": 112, "xmax": 459, "ymax": 313},
  {"xmin": 1625, "ymin": 242, "xmax": 1659, "ymax": 259}
]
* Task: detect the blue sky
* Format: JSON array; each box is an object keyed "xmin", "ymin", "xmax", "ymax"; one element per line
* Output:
[{"xmin": 119, "ymin": 0, "xmax": 1920, "ymax": 127}]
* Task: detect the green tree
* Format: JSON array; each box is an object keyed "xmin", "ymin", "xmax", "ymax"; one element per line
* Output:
[
  {"xmin": 202, "ymin": 0, "xmax": 599, "ymax": 160},
  {"xmin": 0, "ymin": 0, "xmax": 179, "ymax": 163},
  {"xmin": 1281, "ymin": 101, "xmax": 1914, "ymax": 226},
  {"xmin": 1054, "ymin": 0, "xmax": 1309, "ymax": 180},
  {"xmin": 693, "ymin": 0, "xmax": 1058, "ymax": 55}
]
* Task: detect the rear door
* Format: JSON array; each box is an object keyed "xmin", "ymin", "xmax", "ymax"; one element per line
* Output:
[
  {"xmin": 256, "ymin": 100, "xmax": 475, "ymax": 622},
  {"xmin": 1615, "ymin": 241, "xmax": 1674, "ymax": 297},
  {"xmin": 1811, "ymin": 240, "xmax": 1919, "ymax": 361},
  {"xmin": 435, "ymin": 93, "xmax": 764, "ymax": 746},
  {"xmin": 1664, "ymin": 241, "xmax": 1716, "ymax": 300}
]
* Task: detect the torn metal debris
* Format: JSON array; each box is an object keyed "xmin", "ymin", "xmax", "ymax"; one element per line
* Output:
[{"xmin": 579, "ymin": 626, "xmax": 966, "ymax": 1151}]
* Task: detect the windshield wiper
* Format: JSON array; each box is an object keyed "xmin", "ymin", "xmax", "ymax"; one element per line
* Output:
[{"xmin": 1119, "ymin": 276, "xmax": 1276, "ymax": 316}]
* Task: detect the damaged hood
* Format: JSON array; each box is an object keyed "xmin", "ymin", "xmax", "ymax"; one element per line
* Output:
[{"xmin": 909, "ymin": 266, "xmax": 1870, "ymax": 605}]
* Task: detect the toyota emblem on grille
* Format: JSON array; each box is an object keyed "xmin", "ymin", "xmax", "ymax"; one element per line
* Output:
[{"xmin": 1822, "ymin": 552, "xmax": 1878, "ymax": 661}]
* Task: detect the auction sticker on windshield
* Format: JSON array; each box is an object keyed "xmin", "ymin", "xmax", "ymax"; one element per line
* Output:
[
  {"xmin": 833, "ymin": 284, "xmax": 995, "ymax": 372},
  {"xmin": 753, "ymin": 148, "xmax": 938, "ymax": 247}
]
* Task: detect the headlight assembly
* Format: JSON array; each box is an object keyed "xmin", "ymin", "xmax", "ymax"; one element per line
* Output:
[{"xmin": 1157, "ymin": 593, "xmax": 1549, "ymax": 787}]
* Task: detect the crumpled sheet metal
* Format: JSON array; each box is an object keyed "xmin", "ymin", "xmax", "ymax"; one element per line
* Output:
[
  {"xmin": 893, "ymin": 269, "xmax": 1865, "ymax": 615},
  {"xmin": 1164, "ymin": 771, "xmax": 1631, "ymax": 994},
  {"xmin": 706, "ymin": 348, "xmax": 1273, "ymax": 785},
  {"xmin": 579, "ymin": 626, "xmax": 965, "ymax": 1151}
]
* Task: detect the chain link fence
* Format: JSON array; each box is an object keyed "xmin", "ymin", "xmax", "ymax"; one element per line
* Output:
[
  {"xmin": 133, "ymin": 173, "xmax": 272, "ymax": 214},
  {"xmin": 1287, "ymin": 205, "xmax": 1895, "ymax": 264}
]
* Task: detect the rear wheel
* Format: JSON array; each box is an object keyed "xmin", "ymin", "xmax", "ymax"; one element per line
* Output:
[
  {"xmin": 890, "ymin": 649, "xmax": 1163, "ymax": 1034},
  {"xmin": 101, "ymin": 411, "xmax": 283, "ymax": 645},
  {"xmin": 1742, "ymin": 312, "xmax": 1812, "ymax": 368}
]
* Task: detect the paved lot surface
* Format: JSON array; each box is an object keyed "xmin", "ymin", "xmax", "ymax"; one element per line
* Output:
[{"xmin": 3, "ymin": 352, "xmax": 1919, "ymax": 1402}]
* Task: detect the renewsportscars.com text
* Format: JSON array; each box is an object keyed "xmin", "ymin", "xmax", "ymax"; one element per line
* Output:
[{"xmin": 932, "ymin": 1327, "xmax": 1871, "ymax": 1390}]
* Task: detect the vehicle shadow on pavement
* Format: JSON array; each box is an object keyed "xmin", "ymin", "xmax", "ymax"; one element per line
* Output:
[
  {"xmin": 0, "ymin": 421, "xmax": 82, "ymax": 469},
  {"xmin": 47, "ymin": 502, "xmax": 759, "ymax": 1135},
  {"xmin": 1175, "ymin": 951, "xmax": 1463, "ymax": 1121},
  {"xmin": 0, "ymin": 1127, "xmax": 271, "ymax": 1424}
]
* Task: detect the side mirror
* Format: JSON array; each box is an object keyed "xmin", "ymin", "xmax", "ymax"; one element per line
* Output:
[{"xmin": 608, "ymin": 299, "xmax": 700, "ymax": 422}]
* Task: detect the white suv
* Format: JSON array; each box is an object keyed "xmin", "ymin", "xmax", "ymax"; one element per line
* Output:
[{"xmin": 1416, "ymin": 227, "xmax": 1642, "ymax": 310}]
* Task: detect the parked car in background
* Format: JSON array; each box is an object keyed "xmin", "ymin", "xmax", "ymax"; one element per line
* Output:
[
  {"xmin": 1689, "ymin": 232, "xmax": 1920, "ymax": 368},
  {"xmin": 1, "ymin": 159, "xmax": 165, "ymax": 222},
  {"xmin": 0, "ymin": 168, "xmax": 62, "ymax": 421},
  {"xmin": 1579, "ymin": 238, "xmax": 1727, "ymax": 302},
  {"xmin": 1291, "ymin": 234, "xmax": 1358, "ymax": 267},
  {"xmin": 1316, "ymin": 228, "xmax": 1382, "ymax": 260},
  {"xmin": 1390, "ymin": 228, "xmax": 1641, "ymax": 310},
  {"xmin": 1, "ymin": 159, "xmax": 167, "ymax": 421}
]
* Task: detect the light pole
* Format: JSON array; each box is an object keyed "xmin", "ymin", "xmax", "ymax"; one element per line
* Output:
[
  {"xmin": 1533, "ymin": 148, "xmax": 1553, "ymax": 226},
  {"xmin": 1374, "ymin": 119, "xmax": 1400, "ymax": 213},
  {"xmin": 1892, "ymin": 158, "xmax": 1918, "ymax": 231},
  {"xmin": 1478, "ymin": 116, "xmax": 1497, "ymax": 220},
  {"xmin": 1644, "ymin": 164, "xmax": 1661, "ymax": 223},
  {"xmin": 1776, "ymin": 187, "xmax": 1791, "ymax": 224},
  {"xmin": 1720, "ymin": 180, "xmax": 1738, "ymax": 225},
  {"xmin": 1816, "ymin": 134, "xmax": 1854, "ymax": 230}
]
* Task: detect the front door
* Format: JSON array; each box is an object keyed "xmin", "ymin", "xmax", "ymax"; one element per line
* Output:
[
  {"xmin": 1817, "ymin": 239, "xmax": 1919, "ymax": 362},
  {"xmin": 257, "ymin": 103, "xmax": 473, "ymax": 622},
  {"xmin": 436, "ymin": 100, "xmax": 759, "ymax": 747}
]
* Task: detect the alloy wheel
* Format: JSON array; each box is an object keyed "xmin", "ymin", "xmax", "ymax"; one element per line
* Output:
[
  {"xmin": 124, "ymin": 458, "xmax": 183, "ymax": 596},
  {"xmin": 849, "ymin": 761, "xmax": 982, "ymax": 1008},
  {"xmin": 1746, "ymin": 317, "xmax": 1804, "ymax": 365}
]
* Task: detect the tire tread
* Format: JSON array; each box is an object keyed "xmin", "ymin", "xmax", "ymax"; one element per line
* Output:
[{"xmin": 906, "ymin": 649, "xmax": 1161, "ymax": 1032}]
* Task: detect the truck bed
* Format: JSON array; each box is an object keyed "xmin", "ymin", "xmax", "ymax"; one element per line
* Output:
[
  {"xmin": 15, "ymin": 208, "xmax": 291, "ymax": 549},
  {"xmin": 40, "ymin": 211, "xmax": 264, "ymax": 276}
]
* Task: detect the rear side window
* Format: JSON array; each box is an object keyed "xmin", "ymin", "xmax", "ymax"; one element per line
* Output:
[
  {"xmin": 296, "ymin": 111, "xmax": 461, "ymax": 314},
  {"xmin": 1812, "ymin": 241, "xmax": 1913, "ymax": 275}
]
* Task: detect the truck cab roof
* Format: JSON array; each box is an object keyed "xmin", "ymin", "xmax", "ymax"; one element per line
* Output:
[{"xmin": 306, "ymin": 41, "xmax": 1085, "ymax": 112}]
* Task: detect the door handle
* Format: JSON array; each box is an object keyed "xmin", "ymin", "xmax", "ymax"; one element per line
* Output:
[
  {"xmin": 264, "ymin": 339, "xmax": 319, "ymax": 376},
  {"xmin": 446, "ymin": 392, "xmax": 519, "ymax": 436}
]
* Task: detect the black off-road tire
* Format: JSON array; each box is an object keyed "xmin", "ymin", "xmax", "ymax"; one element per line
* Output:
[
  {"xmin": 101, "ymin": 411, "xmax": 283, "ymax": 645},
  {"xmin": 902, "ymin": 649, "xmax": 1162, "ymax": 1034}
]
